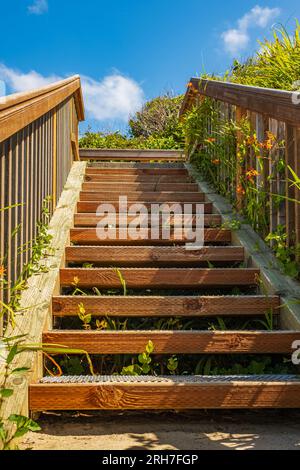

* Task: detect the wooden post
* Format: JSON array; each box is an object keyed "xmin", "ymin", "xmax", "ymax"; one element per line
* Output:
[
  {"xmin": 256, "ymin": 114, "xmax": 270, "ymax": 237},
  {"xmin": 236, "ymin": 106, "xmax": 247, "ymax": 210},
  {"xmin": 294, "ymin": 128, "xmax": 300, "ymax": 256},
  {"xmin": 52, "ymin": 110, "xmax": 57, "ymax": 209}
]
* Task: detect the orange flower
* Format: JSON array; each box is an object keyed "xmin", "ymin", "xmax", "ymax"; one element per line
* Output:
[
  {"xmin": 0, "ymin": 265, "xmax": 6, "ymax": 278},
  {"xmin": 206, "ymin": 137, "xmax": 216, "ymax": 143},
  {"xmin": 246, "ymin": 169, "xmax": 259, "ymax": 178},
  {"xmin": 247, "ymin": 135, "xmax": 257, "ymax": 145},
  {"xmin": 237, "ymin": 185, "xmax": 245, "ymax": 195},
  {"xmin": 187, "ymin": 82, "xmax": 193, "ymax": 88},
  {"xmin": 212, "ymin": 159, "xmax": 220, "ymax": 165},
  {"xmin": 266, "ymin": 131, "xmax": 276, "ymax": 142}
]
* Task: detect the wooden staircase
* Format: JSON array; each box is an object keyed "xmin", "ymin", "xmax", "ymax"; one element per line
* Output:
[{"xmin": 29, "ymin": 153, "xmax": 300, "ymax": 411}]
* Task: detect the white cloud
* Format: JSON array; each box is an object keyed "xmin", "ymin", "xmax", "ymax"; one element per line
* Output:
[
  {"xmin": 28, "ymin": 0, "xmax": 48, "ymax": 15},
  {"xmin": 81, "ymin": 74, "xmax": 144, "ymax": 121},
  {"xmin": 0, "ymin": 64, "xmax": 60, "ymax": 92},
  {"xmin": 221, "ymin": 5, "xmax": 281, "ymax": 56},
  {"xmin": 222, "ymin": 29, "xmax": 250, "ymax": 56},
  {"xmin": 0, "ymin": 64, "xmax": 144, "ymax": 123}
]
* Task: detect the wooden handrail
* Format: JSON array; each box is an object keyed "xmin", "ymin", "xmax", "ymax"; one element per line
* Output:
[
  {"xmin": 180, "ymin": 77, "xmax": 300, "ymax": 254},
  {"xmin": 180, "ymin": 78, "xmax": 300, "ymax": 125},
  {"xmin": 0, "ymin": 75, "xmax": 85, "ymax": 142}
]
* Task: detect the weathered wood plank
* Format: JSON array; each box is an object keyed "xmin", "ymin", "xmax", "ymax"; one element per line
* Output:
[
  {"xmin": 52, "ymin": 295, "xmax": 280, "ymax": 317},
  {"xmin": 0, "ymin": 162, "xmax": 86, "ymax": 420},
  {"xmin": 79, "ymin": 191, "xmax": 205, "ymax": 203},
  {"xmin": 42, "ymin": 330, "xmax": 300, "ymax": 354},
  {"xmin": 65, "ymin": 246, "xmax": 244, "ymax": 266},
  {"xmin": 74, "ymin": 213, "xmax": 222, "ymax": 227},
  {"xmin": 82, "ymin": 182, "xmax": 199, "ymax": 192},
  {"xmin": 85, "ymin": 167, "xmax": 189, "ymax": 176},
  {"xmin": 0, "ymin": 76, "xmax": 84, "ymax": 143},
  {"xmin": 85, "ymin": 174, "xmax": 193, "ymax": 183},
  {"xmin": 29, "ymin": 380, "xmax": 300, "ymax": 411},
  {"xmin": 60, "ymin": 267, "xmax": 259, "ymax": 288},
  {"xmin": 180, "ymin": 78, "xmax": 300, "ymax": 126},
  {"xmin": 77, "ymin": 201, "xmax": 214, "ymax": 213},
  {"xmin": 80, "ymin": 149, "xmax": 185, "ymax": 161},
  {"xmin": 70, "ymin": 228, "xmax": 231, "ymax": 245}
]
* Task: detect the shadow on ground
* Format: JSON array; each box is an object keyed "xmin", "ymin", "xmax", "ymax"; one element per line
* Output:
[{"xmin": 22, "ymin": 410, "xmax": 300, "ymax": 450}]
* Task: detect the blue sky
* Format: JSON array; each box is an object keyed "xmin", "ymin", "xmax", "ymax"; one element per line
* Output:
[{"xmin": 0, "ymin": 0, "xmax": 299, "ymax": 133}]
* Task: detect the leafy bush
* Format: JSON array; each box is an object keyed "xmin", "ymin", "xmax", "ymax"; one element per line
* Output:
[
  {"xmin": 128, "ymin": 94, "xmax": 183, "ymax": 139},
  {"xmin": 229, "ymin": 22, "xmax": 300, "ymax": 90},
  {"xmin": 79, "ymin": 130, "xmax": 183, "ymax": 150}
]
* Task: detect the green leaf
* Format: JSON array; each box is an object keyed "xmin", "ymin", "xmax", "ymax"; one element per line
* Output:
[
  {"xmin": 0, "ymin": 388, "xmax": 13, "ymax": 398},
  {"xmin": 6, "ymin": 344, "xmax": 19, "ymax": 364},
  {"xmin": 145, "ymin": 340, "xmax": 154, "ymax": 354},
  {"xmin": 0, "ymin": 422, "xmax": 7, "ymax": 442},
  {"xmin": 11, "ymin": 367, "xmax": 30, "ymax": 374},
  {"xmin": 8, "ymin": 414, "xmax": 41, "ymax": 432}
]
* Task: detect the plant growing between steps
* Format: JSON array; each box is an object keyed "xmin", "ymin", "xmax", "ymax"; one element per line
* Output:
[
  {"xmin": 0, "ymin": 202, "xmax": 94, "ymax": 449},
  {"xmin": 120, "ymin": 340, "xmax": 155, "ymax": 376}
]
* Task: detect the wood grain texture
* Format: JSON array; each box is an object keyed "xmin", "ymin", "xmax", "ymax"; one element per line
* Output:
[
  {"xmin": 79, "ymin": 191, "xmax": 205, "ymax": 202},
  {"xmin": 60, "ymin": 267, "xmax": 259, "ymax": 288},
  {"xmin": 70, "ymin": 228, "xmax": 231, "ymax": 245},
  {"xmin": 74, "ymin": 213, "xmax": 222, "ymax": 227},
  {"xmin": 82, "ymin": 182, "xmax": 199, "ymax": 192},
  {"xmin": 52, "ymin": 295, "xmax": 280, "ymax": 317},
  {"xmin": 180, "ymin": 78, "xmax": 300, "ymax": 126},
  {"xmin": 85, "ymin": 174, "xmax": 194, "ymax": 183},
  {"xmin": 0, "ymin": 76, "xmax": 84, "ymax": 143},
  {"xmin": 65, "ymin": 245, "xmax": 245, "ymax": 266},
  {"xmin": 0, "ymin": 162, "xmax": 86, "ymax": 420},
  {"xmin": 42, "ymin": 330, "xmax": 300, "ymax": 354},
  {"xmin": 29, "ymin": 381, "xmax": 300, "ymax": 410},
  {"xmin": 77, "ymin": 201, "xmax": 214, "ymax": 214},
  {"xmin": 85, "ymin": 167, "xmax": 189, "ymax": 176},
  {"xmin": 80, "ymin": 149, "xmax": 185, "ymax": 161}
]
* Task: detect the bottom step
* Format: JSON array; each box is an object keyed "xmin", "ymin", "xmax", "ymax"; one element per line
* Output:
[{"xmin": 30, "ymin": 375, "xmax": 300, "ymax": 411}]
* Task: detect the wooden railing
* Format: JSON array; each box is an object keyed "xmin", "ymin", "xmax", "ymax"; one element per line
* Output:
[
  {"xmin": 0, "ymin": 76, "xmax": 84, "ymax": 305},
  {"xmin": 180, "ymin": 78, "xmax": 300, "ymax": 250}
]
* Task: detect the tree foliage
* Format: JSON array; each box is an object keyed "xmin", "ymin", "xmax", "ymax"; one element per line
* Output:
[{"xmin": 128, "ymin": 94, "xmax": 183, "ymax": 139}]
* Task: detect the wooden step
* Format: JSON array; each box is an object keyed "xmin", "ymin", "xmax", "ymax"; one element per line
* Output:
[
  {"xmin": 85, "ymin": 174, "xmax": 194, "ymax": 183},
  {"xmin": 80, "ymin": 149, "xmax": 185, "ymax": 162},
  {"xmin": 79, "ymin": 191, "xmax": 205, "ymax": 203},
  {"xmin": 65, "ymin": 246, "xmax": 245, "ymax": 266},
  {"xmin": 82, "ymin": 182, "xmax": 199, "ymax": 192},
  {"xmin": 29, "ymin": 375, "xmax": 300, "ymax": 411},
  {"xmin": 60, "ymin": 267, "xmax": 259, "ymax": 288},
  {"xmin": 52, "ymin": 295, "xmax": 280, "ymax": 317},
  {"xmin": 77, "ymin": 201, "xmax": 214, "ymax": 213},
  {"xmin": 85, "ymin": 168, "xmax": 189, "ymax": 176},
  {"xmin": 70, "ymin": 228, "xmax": 231, "ymax": 245},
  {"xmin": 42, "ymin": 330, "xmax": 300, "ymax": 354},
  {"xmin": 74, "ymin": 213, "xmax": 222, "ymax": 227}
]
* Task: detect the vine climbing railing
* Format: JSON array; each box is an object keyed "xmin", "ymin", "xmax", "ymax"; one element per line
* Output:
[{"xmin": 180, "ymin": 78, "xmax": 300, "ymax": 276}]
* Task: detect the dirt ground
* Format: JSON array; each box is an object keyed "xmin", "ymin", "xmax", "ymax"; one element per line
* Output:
[{"xmin": 21, "ymin": 410, "xmax": 300, "ymax": 450}]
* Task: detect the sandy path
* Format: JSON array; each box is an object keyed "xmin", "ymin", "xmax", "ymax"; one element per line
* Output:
[{"xmin": 22, "ymin": 410, "xmax": 300, "ymax": 450}]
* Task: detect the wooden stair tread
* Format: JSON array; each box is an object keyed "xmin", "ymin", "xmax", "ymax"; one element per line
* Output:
[
  {"xmin": 42, "ymin": 330, "xmax": 299, "ymax": 354},
  {"xmin": 65, "ymin": 245, "xmax": 245, "ymax": 266},
  {"xmin": 29, "ymin": 375, "xmax": 300, "ymax": 410},
  {"xmin": 85, "ymin": 168, "xmax": 189, "ymax": 175},
  {"xmin": 70, "ymin": 228, "xmax": 231, "ymax": 245},
  {"xmin": 82, "ymin": 182, "xmax": 199, "ymax": 191},
  {"xmin": 79, "ymin": 191, "xmax": 205, "ymax": 202},
  {"xmin": 60, "ymin": 267, "xmax": 259, "ymax": 288},
  {"xmin": 80, "ymin": 149, "xmax": 185, "ymax": 162},
  {"xmin": 52, "ymin": 295, "xmax": 280, "ymax": 317},
  {"xmin": 74, "ymin": 213, "xmax": 222, "ymax": 227},
  {"xmin": 77, "ymin": 201, "xmax": 214, "ymax": 213},
  {"xmin": 85, "ymin": 175, "xmax": 194, "ymax": 183}
]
